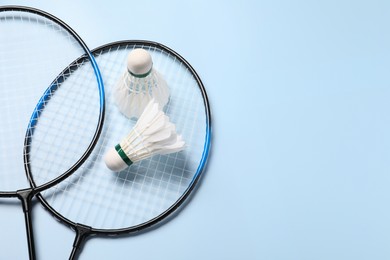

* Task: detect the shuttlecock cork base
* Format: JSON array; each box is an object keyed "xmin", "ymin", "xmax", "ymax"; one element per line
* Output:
[
  {"xmin": 113, "ymin": 48, "xmax": 170, "ymax": 119},
  {"xmin": 104, "ymin": 144, "xmax": 133, "ymax": 172},
  {"xmin": 104, "ymin": 99, "xmax": 185, "ymax": 172}
]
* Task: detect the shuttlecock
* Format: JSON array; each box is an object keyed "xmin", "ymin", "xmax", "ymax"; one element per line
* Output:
[
  {"xmin": 113, "ymin": 48, "xmax": 170, "ymax": 119},
  {"xmin": 104, "ymin": 99, "xmax": 185, "ymax": 172}
]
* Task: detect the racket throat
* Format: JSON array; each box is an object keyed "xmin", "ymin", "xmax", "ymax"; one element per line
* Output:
[
  {"xmin": 16, "ymin": 188, "xmax": 37, "ymax": 260},
  {"xmin": 16, "ymin": 188, "xmax": 34, "ymax": 212},
  {"xmin": 70, "ymin": 223, "xmax": 93, "ymax": 260}
]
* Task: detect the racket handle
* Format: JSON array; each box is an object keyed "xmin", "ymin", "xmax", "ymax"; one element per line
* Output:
[
  {"xmin": 69, "ymin": 223, "xmax": 92, "ymax": 260},
  {"xmin": 17, "ymin": 189, "xmax": 36, "ymax": 260}
]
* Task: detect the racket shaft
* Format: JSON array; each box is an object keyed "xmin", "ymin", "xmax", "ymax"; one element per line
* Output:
[
  {"xmin": 23, "ymin": 210, "xmax": 36, "ymax": 260},
  {"xmin": 69, "ymin": 224, "xmax": 92, "ymax": 260},
  {"xmin": 17, "ymin": 189, "xmax": 36, "ymax": 260}
]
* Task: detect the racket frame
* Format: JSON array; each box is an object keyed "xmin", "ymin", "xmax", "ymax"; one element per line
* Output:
[
  {"xmin": 0, "ymin": 5, "xmax": 105, "ymax": 260},
  {"xmin": 35, "ymin": 40, "xmax": 211, "ymax": 258}
]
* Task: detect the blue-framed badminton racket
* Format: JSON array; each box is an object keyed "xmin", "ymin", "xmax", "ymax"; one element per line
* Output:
[
  {"xmin": 33, "ymin": 40, "xmax": 211, "ymax": 259},
  {"xmin": 0, "ymin": 6, "xmax": 105, "ymax": 260}
]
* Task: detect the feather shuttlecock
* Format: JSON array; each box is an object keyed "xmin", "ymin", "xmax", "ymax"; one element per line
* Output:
[
  {"xmin": 113, "ymin": 48, "xmax": 170, "ymax": 119},
  {"xmin": 104, "ymin": 100, "xmax": 185, "ymax": 172}
]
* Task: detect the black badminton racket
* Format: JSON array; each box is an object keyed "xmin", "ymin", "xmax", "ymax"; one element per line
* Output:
[
  {"xmin": 33, "ymin": 40, "xmax": 211, "ymax": 259},
  {"xmin": 0, "ymin": 6, "xmax": 105, "ymax": 259}
]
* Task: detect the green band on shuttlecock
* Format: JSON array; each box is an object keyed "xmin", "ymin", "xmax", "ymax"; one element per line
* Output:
[
  {"xmin": 115, "ymin": 144, "xmax": 133, "ymax": 166},
  {"xmin": 128, "ymin": 65, "xmax": 153, "ymax": 78}
]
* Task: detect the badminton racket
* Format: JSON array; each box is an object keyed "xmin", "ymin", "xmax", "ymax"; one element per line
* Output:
[
  {"xmin": 0, "ymin": 6, "xmax": 104, "ymax": 259},
  {"xmin": 33, "ymin": 40, "xmax": 211, "ymax": 259}
]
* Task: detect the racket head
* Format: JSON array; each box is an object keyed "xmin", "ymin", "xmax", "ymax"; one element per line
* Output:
[
  {"xmin": 0, "ymin": 6, "xmax": 104, "ymax": 194},
  {"xmin": 37, "ymin": 40, "xmax": 211, "ymax": 235}
]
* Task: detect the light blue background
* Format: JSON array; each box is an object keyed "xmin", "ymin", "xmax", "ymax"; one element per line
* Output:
[{"xmin": 1, "ymin": 0, "xmax": 390, "ymax": 259}]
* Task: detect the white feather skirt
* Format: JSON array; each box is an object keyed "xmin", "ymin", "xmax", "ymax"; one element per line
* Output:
[{"xmin": 113, "ymin": 69, "xmax": 170, "ymax": 119}]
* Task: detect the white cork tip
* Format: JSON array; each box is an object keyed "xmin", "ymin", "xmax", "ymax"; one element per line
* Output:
[
  {"xmin": 104, "ymin": 147, "xmax": 128, "ymax": 172},
  {"xmin": 126, "ymin": 49, "xmax": 153, "ymax": 76}
]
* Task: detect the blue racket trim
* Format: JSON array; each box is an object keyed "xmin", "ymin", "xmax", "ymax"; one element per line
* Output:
[
  {"xmin": 26, "ymin": 55, "xmax": 104, "ymax": 137},
  {"xmin": 192, "ymin": 124, "xmax": 211, "ymax": 183},
  {"xmin": 89, "ymin": 53, "xmax": 105, "ymax": 113}
]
